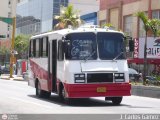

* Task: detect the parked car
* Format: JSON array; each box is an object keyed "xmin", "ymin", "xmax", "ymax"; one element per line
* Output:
[
  {"xmin": 128, "ymin": 68, "xmax": 140, "ymax": 82},
  {"xmin": 0, "ymin": 62, "xmax": 10, "ymax": 74}
]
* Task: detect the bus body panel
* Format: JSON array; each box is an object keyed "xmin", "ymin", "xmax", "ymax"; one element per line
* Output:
[
  {"xmin": 60, "ymin": 60, "xmax": 129, "ymax": 84},
  {"xmin": 28, "ymin": 58, "xmax": 50, "ymax": 91}
]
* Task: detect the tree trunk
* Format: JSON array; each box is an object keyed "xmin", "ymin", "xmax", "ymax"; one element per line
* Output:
[{"xmin": 143, "ymin": 32, "xmax": 148, "ymax": 85}]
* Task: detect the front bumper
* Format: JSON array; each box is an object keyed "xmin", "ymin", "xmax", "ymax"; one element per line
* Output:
[{"xmin": 64, "ymin": 83, "xmax": 131, "ymax": 98}]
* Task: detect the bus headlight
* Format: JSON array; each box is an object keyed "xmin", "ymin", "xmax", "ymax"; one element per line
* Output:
[
  {"xmin": 74, "ymin": 74, "xmax": 85, "ymax": 83},
  {"xmin": 114, "ymin": 73, "xmax": 125, "ymax": 82}
]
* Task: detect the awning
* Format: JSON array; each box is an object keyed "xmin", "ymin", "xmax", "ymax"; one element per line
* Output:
[{"xmin": 127, "ymin": 58, "xmax": 160, "ymax": 64}]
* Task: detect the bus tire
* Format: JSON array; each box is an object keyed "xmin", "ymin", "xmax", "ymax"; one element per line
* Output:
[
  {"xmin": 111, "ymin": 97, "xmax": 123, "ymax": 105},
  {"xmin": 59, "ymin": 84, "xmax": 72, "ymax": 104},
  {"xmin": 59, "ymin": 85, "xmax": 66, "ymax": 101},
  {"xmin": 36, "ymin": 81, "xmax": 51, "ymax": 98}
]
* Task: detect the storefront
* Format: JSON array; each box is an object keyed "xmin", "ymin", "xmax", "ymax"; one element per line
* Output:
[{"xmin": 128, "ymin": 37, "xmax": 160, "ymax": 75}]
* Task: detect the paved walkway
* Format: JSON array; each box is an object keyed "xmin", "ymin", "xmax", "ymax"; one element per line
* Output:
[{"xmin": 0, "ymin": 74, "xmax": 24, "ymax": 81}]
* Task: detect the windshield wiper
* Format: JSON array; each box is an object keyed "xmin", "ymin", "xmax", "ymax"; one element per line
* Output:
[
  {"xmin": 84, "ymin": 51, "xmax": 96, "ymax": 62},
  {"xmin": 113, "ymin": 52, "xmax": 124, "ymax": 61}
]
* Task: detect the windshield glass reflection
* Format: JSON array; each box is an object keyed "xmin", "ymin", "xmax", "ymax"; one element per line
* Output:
[
  {"xmin": 65, "ymin": 32, "xmax": 125, "ymax": 60},
  {"xmin": 97, "ymin": 32, "xmax": 125, "ymax": 60},
  {"xmin": 65, "ymin": 32, "xmax": 97, "ymax": 60}
]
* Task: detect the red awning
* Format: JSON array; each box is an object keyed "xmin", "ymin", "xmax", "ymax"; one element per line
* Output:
[{"xmin": 127, "ymin": 58, "xmax": 160, "ymax": 64}]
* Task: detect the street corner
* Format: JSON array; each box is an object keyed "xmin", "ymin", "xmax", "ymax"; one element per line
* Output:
[
  {"xmin": 0, "ymin": 74, "xmax": 10, "ymax": 80},
  {"xmin": 12, "ymin": 75, "xmax": 25, "ymax": 81},
  {"xmin": 0, "ymin": 74, "xmax": 25, "ymax": 81}
]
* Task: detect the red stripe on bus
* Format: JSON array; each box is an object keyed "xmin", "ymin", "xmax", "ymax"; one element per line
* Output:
[{"xmin": 64, "ymin": 83, "xmax": 131, "ymax": 98}]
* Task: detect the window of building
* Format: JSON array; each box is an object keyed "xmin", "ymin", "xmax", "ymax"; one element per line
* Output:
[
  {"xmin": 138, "ymin": 12, "xmax": 148, "ymax": 37},
  {"xmin": 152, "ymin": 10, "xmax": 160, "ymax": 19},
  {"xmin": 99, "ymin": 20, "xmax": 106, "ymax": 27},
  {"xmin": 8, "ymin": 0, "xmax": 11, "ymax": 7},
  {"xmin": 8, "ymin": 12, "xmax": 11, "ymax": 18},
  {"xmin": 124, "ymin": 16, "xmax": 133, "ymax": 36},
  {"xmin": 139, "ymin": 19, "xmax": 145, "ymax": 37}
]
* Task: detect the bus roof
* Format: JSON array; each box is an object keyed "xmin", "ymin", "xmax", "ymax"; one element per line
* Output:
[{"xmin": 30, "ymin": 26, "xmax": 124, "ymax": 39}]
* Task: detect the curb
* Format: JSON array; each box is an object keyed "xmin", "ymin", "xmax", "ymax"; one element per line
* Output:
[
  {"xmin": 0, "ymin": 75, "xmax": 24, "ymax": 81},
  {"xmin": 131, "ymin": 85, "xmax": 160, "ymax": 99}
]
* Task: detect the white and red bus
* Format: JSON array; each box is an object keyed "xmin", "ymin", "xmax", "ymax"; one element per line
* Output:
[{"xmin": 28, "ymin": 26, "xmax": 132, "ymax": 105}]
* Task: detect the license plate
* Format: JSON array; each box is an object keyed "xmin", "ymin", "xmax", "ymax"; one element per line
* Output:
[
  {"xmin": 130, "ymin": 77, "xmax": 135, "ymax": 79},
  {"xmin": 97, "ymin": 87, "xmax": 106, "ymax": 92}
]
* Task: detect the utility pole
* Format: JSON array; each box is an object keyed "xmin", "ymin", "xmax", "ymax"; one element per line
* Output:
[{"xmin": 10, "ymin": 17, "xmax": 16, "ymax": 78}]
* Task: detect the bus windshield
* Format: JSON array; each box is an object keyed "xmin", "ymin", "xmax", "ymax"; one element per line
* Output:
[
  {"xmin": 65, "ymin": 32, "xmax": 125, "ymax": 60},
  {"xmin": 97, "ymin": 32, "xmax": 125, "ymax": 60},
  {"xmin": 65, "ymin": 32, "xmax": 97, "ymax": 60}
]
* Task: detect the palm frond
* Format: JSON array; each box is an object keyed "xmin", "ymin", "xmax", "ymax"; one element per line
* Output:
[
  {"xmin": 54, "ymin": 4, "xmax": 83, "ymax": 29},
  {"xmin": 135, "ymin": 12, "xmax": 150, "ymax": 31}
]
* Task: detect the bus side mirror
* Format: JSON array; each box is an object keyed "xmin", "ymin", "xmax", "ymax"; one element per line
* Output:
[
  {"xmin": 129, "ymin": 40, "xmax": 134, "ymax": 52},
  {"xmin": 125, "ymin": 36, "xmax": 134, "ymax": 52},
  {"xmin": 64, "ymin": 40, "xmax": 71, "ymax": 58}
]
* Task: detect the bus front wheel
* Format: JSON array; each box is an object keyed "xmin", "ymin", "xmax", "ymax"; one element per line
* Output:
[
  {"xmin": 59, "ymin": 85, "xmax": 66, "ymax": 101},
  {"xmin": 105, "ymin": 97, "xmax": 123, "ymax": 105},
  {"xmin": 36, "ymin": 81, "xmax": 51, "ymax": 98},
  {"xmin": 59, "ymin": 85, "xmax": 72, "ymax": 104}
]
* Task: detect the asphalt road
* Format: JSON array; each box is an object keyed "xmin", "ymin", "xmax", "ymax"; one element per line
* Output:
[{"xmin": 0, "ymin": 78, "xmax": 160, "ymax": 120}]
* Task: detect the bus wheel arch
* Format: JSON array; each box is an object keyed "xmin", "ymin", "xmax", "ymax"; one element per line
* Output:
[
  {"xmin": 58, "ymin": 82, "xmax": 73, "ymax": 104},
  {"xmin": 35, "ymin": 78, "xmax": 51, "ymax": 98}
]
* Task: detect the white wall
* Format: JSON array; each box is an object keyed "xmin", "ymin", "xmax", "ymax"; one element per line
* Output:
[
  {"xmin": 69, "ymin": 0, "xmax": 99, "ymax": 15},
  {"xmin": 138, "ymin": 37, "xmax": 160, "ymax": 59},
  {"xmin": 0, "ymin": 0, "xmax": 17, "ymax": 39}
]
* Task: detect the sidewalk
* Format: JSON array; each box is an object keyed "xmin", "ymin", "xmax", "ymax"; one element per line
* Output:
[{"xmin": 0, "ymin": 74, "xmax": 24, "ymax": 81}]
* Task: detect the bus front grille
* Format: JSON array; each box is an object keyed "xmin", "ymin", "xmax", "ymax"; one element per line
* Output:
[{"xmin": 87, "ymin": 73, "xmax": 113, "ymax": 83}]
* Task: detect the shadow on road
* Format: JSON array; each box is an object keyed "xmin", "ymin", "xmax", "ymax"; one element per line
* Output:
[{"xmin": 28, "ymin": 94, "xmax": 128, "ymax": 107}]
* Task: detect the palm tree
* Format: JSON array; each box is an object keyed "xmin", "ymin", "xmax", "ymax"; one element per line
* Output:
[
  {"xmin": 54, "ymin": 4, "xmax": 83, "ymax": 29},
  {"xmin": 136, "ymin": 12, "xmax": 160, "ymax": 85},
  {"xmin": 136, "ymin": 12, "xmax": 150, "ymax": 85},
  {"xmin": 149, "ymin": 19, "xmax": 160, "ymax": 38},
  {"xmin": 102, "ymin": 23, "xmax": 115, "ymax": 30}
]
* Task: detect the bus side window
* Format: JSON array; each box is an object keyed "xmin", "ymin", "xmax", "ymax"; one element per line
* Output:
[
  {"xmin": 29, "ymin": 40, "xmax": 32, "ymax": 57},
  {"xmin": 35, "ymin": 38, "xmax": 40, "ymax": 57},
  {"xmin": 33, "ymin": 39, "xmax": 36, "ymax": 57},
  {"xmin": 58, "ymin": 40, "xmax": 64, "ymax": 61},
  {"xmin": 42, "ymin": 37, "xmax": 48, "ymax": 57},
  {"xmin": 39, "ymin": 38, "xmax": 43, "ymax": 57}
]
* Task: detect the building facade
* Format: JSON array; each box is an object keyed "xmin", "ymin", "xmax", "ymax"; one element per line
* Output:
[
  {"xmin": 98, "ymin": 0, "xmax": 160, "ymax": 38},
  {"xmin": 0, "ymin": 0, "xmax": 17, "ymax": 47},
  {"xmin": 16, "ymin": 0, "xmax": 68, "ymax": 35},
  {"xmin": 0, "ymin": 0, "xmax": 17, "ymax": 64},
  {"xmin": 98, "ymin": 0, "xmax": 160, "ymax": 74},
  {"xmin": 0, "ymin": 0, "xmax": 17, "ymax": 39},
  {"xmin": 69, "ymin": 0, "xmax": 99, "ymax": 16}
]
